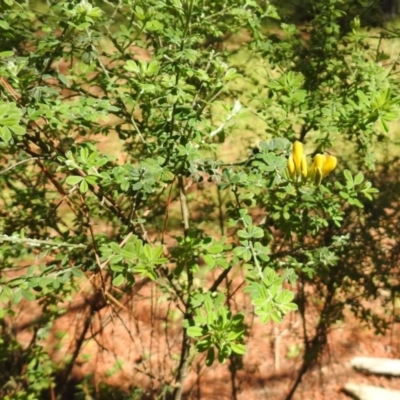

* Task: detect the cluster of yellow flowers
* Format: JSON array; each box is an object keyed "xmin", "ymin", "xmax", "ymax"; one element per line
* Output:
[{"xmin": 287, "ymin": 141, "xmax": 337, "ymax": 186}]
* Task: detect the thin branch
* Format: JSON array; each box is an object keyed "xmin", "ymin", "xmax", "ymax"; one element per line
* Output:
[
  {"xmin": 0, "ymin": 157, "xmax": 41, "ymax": 174},
  {"xmin": 0, "ymin": 235, "xmax": 86, "ymax": 249},
  {"xmin": 178, "ymin": 175, "xmax": 190, "ymax": 235}
]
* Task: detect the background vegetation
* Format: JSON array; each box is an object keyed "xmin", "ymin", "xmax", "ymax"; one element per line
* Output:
[{"xmin": 0, "ymin": 0, "xmax": 400, "ymax": 399}]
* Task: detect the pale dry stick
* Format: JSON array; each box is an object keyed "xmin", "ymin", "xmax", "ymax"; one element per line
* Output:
[
  {"xmin": 154, "ymin": 285, "xmax": 168, "ymax": 390},
  {"xmin": 103, "ymin": 291, "xmax": 130, "ymax": 313},
  {"xmin": 103, "ymin": 0, "xmax": 122, "ymax": 19},
  {"xmin": 273, "ymin": 319, "xmax": 301, "ymax": 372},
  {"xmin": 178, "ymin": 176, "xmax": 190, "ymax": 234},
  {"xmin": 0, "ymin": 235, "xmax": 86, "ymax": 249},
  {"xmin": 161, "ymin": 182, "xmax": 175, "ymax": 244},
  {"xmin": 172, "ymin": 176, "xmax": 193, "ymax": 400},
  {"xmin": 0, "ymin": 76, "xmax": 21, "ymax": 100},
  {"xmin": 0, "ymin": 157, "xmax": 41, "ymax": 174},
  {"xmin": 274, "ymin": 325, "xmax": 285, "ymax": 372},
  {"xmin": 163, "ymin": 301, "xmax": 174, "ymax": 381},
  {"xmin": 149, "ymin": 281, "xmax": 156, "ymax": 393},
  {"xmin": 134, "ymin": 210, "xmax": 149, "ymax": 242}
]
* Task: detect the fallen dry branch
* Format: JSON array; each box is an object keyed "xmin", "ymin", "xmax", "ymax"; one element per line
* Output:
[
  {"xmin": 350, "ymin": 357, "xmax": 400, "ymax": 376},
  {"xmin": 343, "ymin": 382, "xmax": 400, "ymax": 400}
]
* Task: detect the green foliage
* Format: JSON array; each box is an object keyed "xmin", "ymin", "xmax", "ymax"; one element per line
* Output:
[
  {"xmin": 252, "ymin": 2, "xmax": 398, "ymax": 167},
  {"xmin": 185, "ymin": 292, "xmax": 246, "ymax": 365},
  {"xmin": 101, "ymin": 234, "xmax": 167, "ymax": 284},
  {"xmin": 0, "ymin": 312, "xmax": 57, "ymax": 400},
  {"xmin": 0, "ymin": 0, "xmax": 398, "ymax": 398}
]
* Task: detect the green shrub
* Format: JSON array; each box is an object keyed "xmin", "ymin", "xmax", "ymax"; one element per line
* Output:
[{"xmin": 0, "ymin": 0, "xmax": 397, "ymax": 399}]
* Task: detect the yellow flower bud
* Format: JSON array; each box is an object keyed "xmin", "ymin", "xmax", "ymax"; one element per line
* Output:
[
  {"xmin": 293, "ymin": 141, "xmax": 303, "ymax": 174},
  {"xmin": 309, "ymin": 154, "xmax": 325, "ymax": 186},
  {"xmin": 322, "ymin": 155, "xmax": 337, "ymax": 177},
  {"xmin": 301, "ymin": 154, "xmax": 308, "ymax": 181},
  {"xmin": 287, "ymin": 155, "xmax": 295, "ymax": 178},
  {"xmin": 313, "ymin": 154, "xmax": 326, "ymax": 170}
]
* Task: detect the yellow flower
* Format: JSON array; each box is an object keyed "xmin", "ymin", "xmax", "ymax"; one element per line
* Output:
[
  {"xmin": 313, "ymin": 154, "xmax": 326, "ymax": 170},
  {"xmin": 301, "ymin": 154, "xmax": 308, "ymax": 181},
  {"xmin": 292, "ymin": 141, "xmax": 303, "ymax": 174},
  {"xmin": 310, "ymin": 153, "xmax": 337, "ymax": 185},
  {"xmin": 287, "ymin": 155, "xmax": 295, "ymax": 178},
  {"xmin": 287, "ymin": 141, "xmax": 337, "ymax": 185},
  {"xmin": 322, "ymin": 155, "xmax": 337, "ymax": 178},
  {"xmin": 288, "ymin": 141, "xmax": 307, "ymax": 180}
]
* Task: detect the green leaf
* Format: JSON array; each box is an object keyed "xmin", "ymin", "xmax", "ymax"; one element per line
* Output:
[
  {"xmin": 353, "ymin": 172, "xmax": 364, "ymax": 185},
  {"xmin": 21, "ymin": 289, "xmax": 36, "ymax": 301},
  {"xmin": 350, "ymin": 198, "xmax": 364, "ymax": 208},
  {"xmin": 66, "ymin": 175, "xmax": 83, "ymax": 185},
  {"xmin": 0, "ymin": 22, "xmax": 10, "ymax": 31},
  {"xmin": 249, "ymin": 226, "xmax": 264, "ymax": 239},
  {"xmin": 231, "ymin": 313, "xmax": 245, "ymax": 327},
  {"xmin": 85, "ymin": 175, "xmax": 98, "ymax": 185},
  {"xmin": 0, "ymin": 126, "xmax": 12, "ymax": 142},
  {"xmin": 10, "ymin": 125, "xmax": 25, "ymax": 136},
  {"xmin": 79, "ymin": 179, "xmax": 89, "ymax": 193},
  {"xmin": 378, "ymin": 117, "xmax": 389, "ymax": 133},
  {"xmin": 227, "ymin": 330, "xmax": 244, "ymax": 341},
  {"xmin": 203, "ymin": 254, "xmax": 216, "ymax": 268},
  {"xmin": 230, "ymin": 343, "xmax": 246, "ymax": 355},
  {"xmin": 145, "ymin": 20, "xmax": 164, "ymax": 32},
  {"xmin": 12, "ymin": 288, "xmax": 23, "ymax": 304},
  {"xmin": 0, "ymin": 286, "xmax": 12, "ymax": 302},
  {"xmin": 187, "ymin": 326, "xmax": 204, "ymax": 338},
  {"xmin": 80, "ymin": 147, "xmax": 89, "ymax": 161},
  {"xmin": 71, "ymin": 268, "xmax": 85, "ymax": 278},
  {"xmin": 237, "ymin": 230, "xmax": 251, "ymax": 239},
  {"xmin": 110, "ymin": 264, "xmax": 124, "ymax": 273},
  {"xmin": 120, "ymin": 249, "xmax": 135, "ymax": 260},
  {"xmin": 124, "ymin": 60, "xmax": 140, "ymax": 73},
  {"xmin": 206, "ymin": 244, "xmax": 224, "ymax": 254},
  {"xmin": 143, "ymin": 244, "xmax": 154, "ymax": 261},
  {"xmin": 343, "ymin": 169, "xmax": 353, "ymax": 184},
  {"xmin": 275, "ymin": 290, "xmax": 295, "ymax": 305},
  {"xmin": 224, "ymin": 68, "xmax": 240, "ymax": 81},
  {"xmin": 233, "ymin": 246, "xmax": 252, "ymax": 262},
  {"xmin": 112, "ymin": 274, "xmax": 125, "ymax": 287},
  {"xmin": 197, "ymin": 338, "xmax": 211, "ymax": 352},
  {"xmin": 109, "ymin": 241, "xmax": 122, "ymax": 253},
  {"xmin": 205, "ymin": 347, "xmax": 215, "ymax": 366}
]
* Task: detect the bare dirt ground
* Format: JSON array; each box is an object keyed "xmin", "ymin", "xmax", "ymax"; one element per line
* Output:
[{"xmin": 11, "ymin": 274, "xmax": 400, "ymax": 400}]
